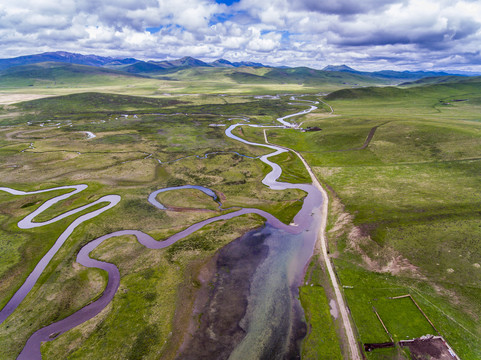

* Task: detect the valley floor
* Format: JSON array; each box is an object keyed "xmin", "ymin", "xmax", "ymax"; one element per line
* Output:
[{"xmin": 0, "ymin": 78, "xmax": 480, "ymax": 359}]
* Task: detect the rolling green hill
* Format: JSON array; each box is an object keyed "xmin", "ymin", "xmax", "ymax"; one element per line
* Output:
[
  {"xmin": 325, "ymin": 79, "xmax": 481, "ymax": 102},
  {"xmin": 15, "ymin": 92, "xmax": 183, "ymax": 114},
  {"xmin": 121, "ymin": 61, "xmax": 169, "ymax": 74},
  {"xmin": 2, "ymin": 56, "xmax": 479, "ymax": 97},
  {"xmin": 400, "ymin": 75, "xmax": 481, "ymax": 87},
  {"xmin": 159, "ymin": 66, "xmax": 395, "ymax": 87},
  {"xmin": 1, "ymin": 59, "xmax": 448, "ymax": 91},
  {"xmin": 0, "ymin": 62, "xmax": 146, "ymax": 88},
  {"xmin": 262, "ymin": 67, "xmax": 390, "ymax": 85}
]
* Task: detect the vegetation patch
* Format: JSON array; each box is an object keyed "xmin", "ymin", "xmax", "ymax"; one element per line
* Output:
[{"xmin": 300, "ymin": 286, "xmax": 343, "ymax": 359}]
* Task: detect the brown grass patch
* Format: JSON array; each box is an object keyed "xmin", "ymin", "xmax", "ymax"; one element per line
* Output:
[
  {"xmin": 326, "ymin": 187, "xmax": 423, "ymax": 278},
  {"xmin": 347, "ymin": 225, "xmax": 423, "ymax": 278},
  {"xmin": 0, "ymin": 93, "xmax": 54, "ymax": 105}
]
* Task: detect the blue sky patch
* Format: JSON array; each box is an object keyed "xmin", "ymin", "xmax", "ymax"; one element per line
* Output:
[
  {"xmin": 215, "ymin": 0, "xmax": 240, "ymax": 5},
  {"xmin": 146, "ymin": 26, "xmax": 163, "ymax": 34},
  {"xmin": 209, "ymin": 12, "xmax": 235, "ymax": 26}
]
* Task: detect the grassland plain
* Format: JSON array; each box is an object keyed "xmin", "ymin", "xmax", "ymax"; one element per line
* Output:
[
  {"xmin": 0, "ymin": 92, "xmax": 320, "ymax": 359},
  {"xmin": 266, "ymin": 80, "xmax": 481, "ymax": 359},
  {"xmin": 0, "ymin": 62, "xmax": 378, "ymax": 98},
  {"xmin": 2, "ymin": 71, "xmax": 479, "ymax": 360}
]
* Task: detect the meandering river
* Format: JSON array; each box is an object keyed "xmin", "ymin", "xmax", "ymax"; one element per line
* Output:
[{"xmin": 1, "ymin": 98, "xmax": 324, "ymax": 359}]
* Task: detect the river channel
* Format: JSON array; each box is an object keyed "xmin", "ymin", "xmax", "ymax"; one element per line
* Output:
[{"xmin": 1, "ymin": 98, "xmax": 324, "ymax": 359}]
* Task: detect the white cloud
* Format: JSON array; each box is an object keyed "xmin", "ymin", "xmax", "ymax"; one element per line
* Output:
[{"xmin": 0, "ymin": 0, "xmax": 480, "ymax": 71}]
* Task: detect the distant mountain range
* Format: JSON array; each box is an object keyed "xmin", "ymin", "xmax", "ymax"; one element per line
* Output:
[
  {"xmin": 0, "ymin": 51, "xmax": 137, "ymax": 70},
  {"xmin": 0, "ymin": 51, "xmax": 268, "ymax": 73},
  {"xmin": 0, "ymin": 51, "xmax": 475, "ymax": 77},
  {"xmin": 0, "ymin": 51, "xmax": 479, "ymax": 87},
  {"xmin": 322, "ymin": 64, "xmax": 481, "ymax": 78}
]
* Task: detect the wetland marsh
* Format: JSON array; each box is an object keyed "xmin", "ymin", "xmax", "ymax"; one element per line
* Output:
[
  {"xmin": 0, "ymin": 71, "xmax": 480, "ymax": 360},
  {"xmin": 0, "ymin": 93, "xmax": 342, "ymax": 359}
]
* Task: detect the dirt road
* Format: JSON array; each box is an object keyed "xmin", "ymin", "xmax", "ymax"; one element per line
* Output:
[{"xmin": 264, "ymin": 129, "xmax": 361, "ymax": 360}]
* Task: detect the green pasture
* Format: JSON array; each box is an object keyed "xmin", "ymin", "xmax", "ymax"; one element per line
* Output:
[
  {"xmin": 374, "ymin": 296, "xmax": 436, "ymax": 341},
  {"xmin": 337, "ymin": 259, "xmax": 481, "ymax": 359},
  {"xmin": 325, "ymin": 83, "xmax": 480, "ymax": 358},
  {"xmin": 300, "ymin": 255, "xmax": 343, "ymax": 359}
]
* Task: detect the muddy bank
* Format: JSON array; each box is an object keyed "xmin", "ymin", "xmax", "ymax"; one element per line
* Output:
[
  {"xmin": 178, "ymin": 227, "xmax": 269, "ymax": 359},
  {"xmin": 179, "ymin": 225, "xmax": 308, "ymax": 360}
]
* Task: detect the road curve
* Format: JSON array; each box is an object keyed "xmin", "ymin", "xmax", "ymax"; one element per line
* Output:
[{"xmin": 318, "ymin": 98, "xmax": 334, "ymax": 114}]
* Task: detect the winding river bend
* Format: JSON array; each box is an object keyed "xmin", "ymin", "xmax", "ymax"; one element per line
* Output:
[
  {"xmin": 0, "ymin": 186, "xmax": 120, "ymax": 325},
  {"xmin": 1, "ymin": 99, "xmax": 326, "ymax": 359}
]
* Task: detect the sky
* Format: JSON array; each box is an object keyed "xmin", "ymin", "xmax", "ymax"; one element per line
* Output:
[{"xmin": 1, "ymin": 0, "xmax": 481, "ymax": 71}]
